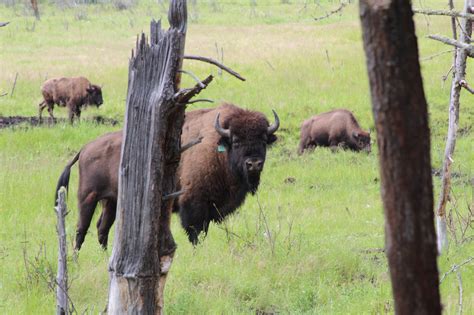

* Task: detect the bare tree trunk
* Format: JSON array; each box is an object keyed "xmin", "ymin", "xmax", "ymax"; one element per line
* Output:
[
  {"xmin": 55, "ymin": 187, "xmax": 68, "ymax": 315},
  {"xmin": 30, "ymin": 0, "xmax": 40, "ymax": 20},
  {"xmin": 436, "ymin": 0, "xmax": 472, "ymax": 254},
  {"xmin": 359, "ymin": 1, "xmax": 441, "ymax": 314},
  {"xmin": 107, "ymin": 0, "xmax": 188, "ymax": 313}
]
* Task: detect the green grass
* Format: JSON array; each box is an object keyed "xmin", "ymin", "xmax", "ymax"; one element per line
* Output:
[{"xmin": 1, "ymin": 0, "xmax": 473, "ymax": 314}]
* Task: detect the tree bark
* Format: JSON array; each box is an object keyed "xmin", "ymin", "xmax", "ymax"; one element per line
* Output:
[
  {"xmin": 107, "ymin": 0, "xmax": 188, "ymax": 313},
  {"xmin": 359, "ymin": 1, "xmax": 441, "ymax": 314},
  {"xmin": 435, "ymin": 0, "xmax": 472, "ymax": 254}
]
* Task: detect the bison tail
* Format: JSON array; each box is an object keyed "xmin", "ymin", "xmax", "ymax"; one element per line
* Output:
[{"xmin": 54, "ymin": 151, "xmax": 81, "ymax": 206}]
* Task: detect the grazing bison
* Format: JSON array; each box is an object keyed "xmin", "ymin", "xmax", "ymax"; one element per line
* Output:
[
  {"xmin": 38, "ymin": 76, "xmax": 103, "ymax": 124},
  {"xmin": 55, "ymin": 103, "xmax": 279, "ymax": 249},
  {"xmin": 298, "ymin": 109, "xmax": 371, "ymax": 154}
]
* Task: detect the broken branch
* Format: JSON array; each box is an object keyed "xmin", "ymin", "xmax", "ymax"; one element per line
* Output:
[
  {"xmin": 183, "ymin": 55, "xmax": 246, "ymax": 81},
  {"xmin": 174, "ymin": 74, "xmax": 213, "ymax": 104},
  {"xmin": 314, "ymin": 1, "xmax": 347, "ymax": 21},
  {"xmin": 459, "ymin": 80, "xmax": 474, "ymax": 94},
  {"xmin": 421, "ymin": 49, "xmax": 455, "ymax": 62},
  {"xmin": 180, "ymin": 137, "xmax": 203, "ymax": 153},
  {"xmin": 428, "ymin": 34, "xmax": 474, "ymax": 57},
  {"xmin": 186, "ymin": 98, "xmax": 214, "ymax": 104},
  {"xmin": 178, "ymin": 70, "xmax": 205, "ymax": 88},
  {"xmin": 440, "ymin": 256, "xmax": 473, "ymax": 284},
  {"xmin": 162, "ymin": 190, "xmax": 184, "ymax": 201},
  {"xmin": 0, "ymin": 22, "xmax": 9, "ymax": 27},
  {"xmin": 413, "ymin": 8, "xmax": 474, "ymax": 20}
]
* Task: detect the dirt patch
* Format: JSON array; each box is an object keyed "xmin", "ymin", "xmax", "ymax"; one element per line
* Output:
[{"xmin": 0, "ymin": 115, "xmax": 119, "ymax": 129}]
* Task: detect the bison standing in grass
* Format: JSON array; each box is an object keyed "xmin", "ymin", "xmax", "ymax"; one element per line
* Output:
[
  {"xmin": 38, "ymin": 76, "xmax": 103, "ymax": 124},
  {"xmin": 55, "ymin": 103, "xmax": 279, "ymax": 249},
  {"xmin": 298, "ymin": 109, "xmax": 371, "ymax": 154}
]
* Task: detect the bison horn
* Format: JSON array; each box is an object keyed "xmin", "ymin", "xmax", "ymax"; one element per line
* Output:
[
  {"xmin": 214, "ymin": 113, "xmax": 230, "ymax": 138},
  {"xmin": 267, "ymin": 109, "xmax": 280, "ymax": 135}
]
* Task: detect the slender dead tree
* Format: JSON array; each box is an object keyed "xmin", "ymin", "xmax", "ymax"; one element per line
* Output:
[
  {"xmin": 107, "ymin": 0, "xmax": 212, "ymax": 313},
  {"xmin": 434, "ymin": 0, "xmax": 472, "ymax": 254},
  {"xmin": 55, "ymin": 187, "xmax": 69, "ymax": 315},
  {"xmin": 359, "ymin": 0, "xmax": 441, "ymax": 314}
]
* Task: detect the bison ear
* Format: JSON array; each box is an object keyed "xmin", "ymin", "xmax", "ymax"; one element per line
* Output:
[
  {"xmin": 267, "ymin": 134, "xmax": 278, "ymax": 145},
  {"xmin": 352, "ymin": 131, "xmax": 359, "ymax": 139}
]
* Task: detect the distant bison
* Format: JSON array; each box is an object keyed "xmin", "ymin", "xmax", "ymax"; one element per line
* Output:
[
  {"xmin": 55, "ymin": 103, "xmax": 279, "ymax": 250},
  {"xmin": 298, "ymin": 109, "xmax": 371, "ymax": 154},
  {"xmin": 38, "ymin": 76, "xmax": 103, "ymax": 124}
]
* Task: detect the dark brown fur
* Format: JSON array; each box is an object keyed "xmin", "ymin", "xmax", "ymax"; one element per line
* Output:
[
  {"xmin": 38, "ymin": 76, "xmax": 103, "ymax": 124},
  {"xmin": 298, "ymin": 109, "xmax": 371, "ymax": 154},
  {"xmin": 55, "ymin": 103, "xmax": 278, "ymax": 249}
]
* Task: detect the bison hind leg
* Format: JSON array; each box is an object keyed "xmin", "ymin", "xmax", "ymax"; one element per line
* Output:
[
  {"xmin": 75, "ymin": 191, "xmax": 99, "ymax": 251},
  {"xmin": 96, "ymin": 199, "xmax": 117, "ymax": 250}
]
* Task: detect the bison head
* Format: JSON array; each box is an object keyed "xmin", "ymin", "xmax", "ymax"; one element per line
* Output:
[
  {"xmin": 215, "ymin": 110, "xmax": 279, "ymax": 194},
  {"xmin": 352, "ymin": 131, "xmax": 371, "ymax": 152},
  {"xmin": 86, "ymin": 85, "xmax": 103, "ymax": 107}
]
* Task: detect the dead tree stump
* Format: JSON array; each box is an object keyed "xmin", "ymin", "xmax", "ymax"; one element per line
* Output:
[{"xmin": 359, "ymin": 0, "xmax": 441, "ymax": 313}]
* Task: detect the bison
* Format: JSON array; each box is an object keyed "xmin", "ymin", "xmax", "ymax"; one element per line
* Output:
[
  {"xmin": 55, "ymin": 103, "xmax": 279, "ymax": 249},
  {"xmin": 298, "ymin": 109, "xmax": 371, "ymax": 154},
  {"xmin": 38, "ymin": 76, "xmax": 103, "ymax": 124}
]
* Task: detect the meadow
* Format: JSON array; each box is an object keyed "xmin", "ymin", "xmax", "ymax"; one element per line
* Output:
[{"xmin": 0, "ymin": 0, "xmax": 473, "ymax": 313}]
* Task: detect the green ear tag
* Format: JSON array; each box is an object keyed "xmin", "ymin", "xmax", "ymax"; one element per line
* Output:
[{"xmin": 217, "ymin": 144, "xmax": 226, "ymax": 153}]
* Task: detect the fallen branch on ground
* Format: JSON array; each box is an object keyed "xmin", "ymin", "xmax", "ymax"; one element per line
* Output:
[
  {"xmin": 0, "ymin": 22, "xmax": 9, "ymax": 27},
  {"xmin": 183, "ymin": 55, "xmax": 245, "ymax": 81}
]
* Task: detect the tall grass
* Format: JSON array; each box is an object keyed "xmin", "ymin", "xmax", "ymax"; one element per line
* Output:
[{"xmin": 0, "ymin": 0, "xmax": 473, "ymax": 313}]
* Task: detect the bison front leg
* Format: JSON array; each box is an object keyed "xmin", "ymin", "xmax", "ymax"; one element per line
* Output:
[
  {"xmin": 67, "ymin": 103, "xmax": 81, "ymax": 124},
  {"xmin": 179, "ymin": 200, "xmax": 209, "ymax": 245}
]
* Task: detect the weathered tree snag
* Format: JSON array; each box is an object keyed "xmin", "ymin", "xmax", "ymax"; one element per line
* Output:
[
  {"xmin": 359, "ymin": 1, "xmax": 441, "ymax": 314},
  {"xmin": 55, "ymin": 187, "xmax": 69, "ymax": 315},
  {"xmin": 107, "ymin": 0, "xmax": 196, "ymax": 313},
  {"xmin": 435, "ymin": 0, "xmax": 472, "ymax": 254}
]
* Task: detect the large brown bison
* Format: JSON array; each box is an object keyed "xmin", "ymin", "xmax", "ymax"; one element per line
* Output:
[
  {"xmin": 55, "ymin": 103, "xmax": 279, "ymax": 249},
  {"xmin": 298, "ymin": 109, "xmax": 371, "ymax": 154},
  {"xmin": 38, "ymin": 76, "xmax": 103, "ymax": 124}
]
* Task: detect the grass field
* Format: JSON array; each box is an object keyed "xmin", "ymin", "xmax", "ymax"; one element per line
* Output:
[{"xmin": 0, "ymin": 0, "xmax": 473, "ymax": 313}]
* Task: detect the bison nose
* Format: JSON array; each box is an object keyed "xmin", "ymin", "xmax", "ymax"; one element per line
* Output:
[{"xmin": 245, "ymin": 158, "xmax": 264, "ymax": 172}]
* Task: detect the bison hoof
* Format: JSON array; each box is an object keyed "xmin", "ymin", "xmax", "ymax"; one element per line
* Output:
[{"xmin": 98, "ymin": 234, "xmax": 108, "ymax": 250}]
